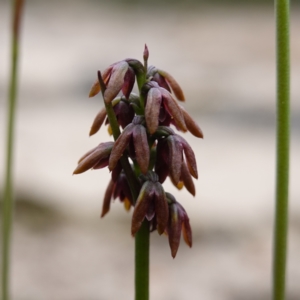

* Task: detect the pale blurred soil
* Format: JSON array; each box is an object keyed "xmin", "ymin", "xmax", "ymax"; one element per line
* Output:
[{"xmin": 0, "ymin": 1, "xmax": 300, "ymax": 299}]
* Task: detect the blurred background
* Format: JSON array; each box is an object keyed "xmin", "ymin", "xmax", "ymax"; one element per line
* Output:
[{"xmin": 1, "ymin": 0, "xmax": 300, "ymax": 299}]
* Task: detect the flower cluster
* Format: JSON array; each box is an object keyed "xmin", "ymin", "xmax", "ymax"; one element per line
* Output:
[{"xmin": 74, "ymin": 46, "xmax": 203, "ymax": 258}]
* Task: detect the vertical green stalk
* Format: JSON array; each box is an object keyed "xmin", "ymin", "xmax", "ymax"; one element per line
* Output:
[
  {"xmin": 135, "ymin": 220, "xmax": 150, "ymax": 300},
  {"xmin": 273, "ymin": 0, "xmax": 290, "ymax": 299},
  {"xmin": 134, "ymin": 58, "xmax": 150, "ymax": 300},
  {"xmin": 2, "ymin": 1, "xmax": 25, "ymax": 299}
]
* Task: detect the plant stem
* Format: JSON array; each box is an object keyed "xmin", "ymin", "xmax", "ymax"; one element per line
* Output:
[
  {"xmin": 273, "ymin": 0, "xmax": 290, "ymax": 299},
  {"xmin": 135, "ymin": 220, "xmax": 150, "ymax": 300},
  {"xmin": 2, "ymin": 1, "xmax": 24, "ymax": 299}
]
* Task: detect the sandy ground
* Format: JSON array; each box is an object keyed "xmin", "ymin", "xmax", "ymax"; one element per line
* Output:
[{"xmin": 0, "ymin": 1, "xmax": 300, "ymax": 299}]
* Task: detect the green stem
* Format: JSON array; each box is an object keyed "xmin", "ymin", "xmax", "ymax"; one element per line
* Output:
[
  {"xmin": 135, "ymin": 220, "xmax": 150, "ymax": 300},
  {"xmin": 273, "ymin": 0, "xmax": 290, "ymax": 299},
  {"xmin": 2, "ymin": 1, "xmax": 24, "ymax": 299},
  {"xmin": 134, "ymin": 59, "xmax": 150, "ymax": 300}
]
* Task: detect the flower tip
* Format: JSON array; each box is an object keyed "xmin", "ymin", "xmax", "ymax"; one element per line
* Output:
[
  {"xmin": 100, "ymin": 204, "xmax": 110, "ymax": 218},
  {"xmin": 158, "ymin": 69, "xmax": 185, "ymax": 101},
  {"xmin": 88, "ymin": 80, "xmax": 101, "ymax": 98},
  {"xmin": 143, "ymin": 44, "xmax": 149, "ymax": 61},
  {"xmin": 89, "ymin": 128, "xmax": 96, "ymax": 137},
  {"xmin": 171, "ymin": 248, "xmax": 178, "ymax": 258},
  {"xmin": 131, "ymin": 226, "xmax": 138, "ymax": 237},
  {"xmin": 72, "ymin": 169, "xmax": 79, "ymax": 175},
  {"xmin": 157, "ymin": 226, "xmax": 165, "ymax": 235}
]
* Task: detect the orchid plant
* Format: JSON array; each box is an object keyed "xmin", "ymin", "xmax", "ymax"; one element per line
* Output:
[{"xmin": 73, "ymin": 46, "xmax": 203, "ymax": 299}]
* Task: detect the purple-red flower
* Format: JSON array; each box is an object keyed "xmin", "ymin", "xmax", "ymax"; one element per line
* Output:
[
  {"xmin": 74, "ymin": 47, "xmax": 201, "ymax": 260},
  {"xmin": 101, "ymin": 171, "xmax": 133, "ymax": 217},
  {"xmin": 89, "ymin": 95, "xmax": 137, "ymax": 136},
  {"xmin": 155, "ymin": 130, "xmax": 197, "ymax": 196},
  {"xmin": 73, "ymin": 142, "xmax": 114, "ymax": 174},
  {"xmin": 109, "ymin": 116, "xmax": 150, "ymax": 174},
  {"xmin": 166, "ymin": 193, "xmax": 192, "ymax": 258},
  {"xmin": 131, "ymin": 171, "xmax": 168, "ymax": 235},
  {"xmin": 147, "ymin": 66, "xmax": 185, "ymax": 102},
  {"xmin": 144, "ymin": 81, "xmax": 187, "ymax": 135},
  {"xmin": 89, "ymin": 60, "xmax": 135, "ymax": 103}
]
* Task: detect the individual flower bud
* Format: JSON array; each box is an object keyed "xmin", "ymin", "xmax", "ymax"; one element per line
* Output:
[
  {"xmin": 101, "ymin": 171, "xmax": 133, "ymax": 218},
  {"xmin": 89, "ymin": 107, "xmax": 107, "ymax": 136},
  {"xmin": 145, "ymin": 87, "xmax": 162, "ymax": 134},
  {"xmin": 155, "ymin": 133, "xmax": 197, "ymax": 195},
  {"xmin": 90, "ymin": 97, "xmax": 135, "ymax": 136},
  {"xmin": 101, "ymin": 179, "xmax": 115, "ymax": 217},
  {"xmin": 113, "ymin": 99, "xmax": 135, "ymax": 129},
  {"xmin": 160, "ymin": 88, "xmax": 187, "ymax": 132},
  {"xmin": 131, "ymin": 172, "xmax": 168, "ymax": 235},
  {"xmin": 158, "ymin": 69, "xmax": 185, "ymax": 101},
  {"xmin": 88, "ymin": 61, "xmax": 135, "ymax": 103},
  {"xmin": 170, "ymin": 134, "xmax": 198, "ymax": 180},
  {"xmin": 109, "ymin": 116, "xmax": 150, "ymax": 174},
  {"xmin": 144, "ymin": 83, "xmax": 187, "ymax": 134},
  {"xmin": 180, "ymin": 161, "xmax": 195, "ymax": 196},
  {"xmin": 147, "ymin": 67, "xmax": 185, "ymax": 101},
  {"xmin": 73, "ymin": 142, "xmax": 114, "ymax": 174},
  {"xmin": 122, "ymin": 67, "xmax": 135, "ymax": 99},
  {"xmin": 180, "ymin": 107, "xmax": 203, "ymax": 138},
  {"xmin": 143, "ymin": 44, "xmax": 149, "ymax": 62},
  {"xmin": 166, "ymin": 193, "xmax": 192, "ymax": 258},
  {"xmin": 155, "ymin": 138, "xmax": 170, "ymax": 183},
  {"xmin": 89, "ymin": 65, "xmax": 113, "ymax": 97},
  {"xmin": 147, "ymin": 66, "xmax": 171, "ymax": 92},
  {"xmin": 113, "ymin": 172, "xmax": 133, "ymax": 206}
]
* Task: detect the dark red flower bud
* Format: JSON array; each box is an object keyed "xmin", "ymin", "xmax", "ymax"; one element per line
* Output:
[
  {"xmin": 113, "ymin": 99, "xmax": 135, "ymax": 129},
  {"xmin": 132, "ymin": 124, "xmax": 150, "ymax": 174},
  {"xmin": 144, "ymin": 85, "xmax": 187, "ymax": 134},
  {"xmin": 73, "ymin": 142, "xmax": 114, "ymax": 174},
  {"xmin": 109, "ymin": 117, "xmax": 150, "ymax": 174},
  {"xmin": 143, "ymin": 44, "xmax": 149, "ymax": 62},
  {"xmin": 166, "ymin": 193, "xmax": 192, "ymax": 258},
  {"xmin": 175, "ymin": 135, "xmax": 198, "ymax": 179},
  {"xmin": 160, "ymin": 88, "xmax": 187, "ymax": 132},
  {"xmin": 180, "ymin": 107, "xmax": 204, "ymax": 138},
  {"xmin": 158, "ymin": 69, "xmax": 185, "ymax": 102},
  {"xmin": 152, "ymin": 73, "xmax": 171, "ymax": 92},
  {"xmin": 147, "ymin": 67, "xmax": 185, "ymax": 101},
  {"xmin": 167, "ymin": 135, "xmax": 184, "ymax": 184},
  {"xmin": 113, "ymin": 172, "xmax": 133, "ymax": 206},
  {"xmin": 147, "ymin": 66, "xmax": 171, "ymax": 92},
  {"xmin": 131, "ymin": 181, "xmax": 153, "ymax": 235},
  {"xmin": 122, "ymin": 67, "xmax": 135, "ymax": 99},
  {"xmin": 88, "ymin": 61, "xmax": 136, "ymax": 103},
  {"xmin": 104, "ymin": 61, "xmax": 129, "ymax": 103},
  {"xmin": 101, "ymin": 179, "xmax": 115, "ymax": 218},
  {"xmin": 109, "ymin": 123, "xmax": 135, "ymax": 171},
  {"xmin": 155, "ymin": 133, "xmax": 197, "ymax": 194},
  {"xmin": 88, "ymin": 65, "xmax": 113, "ymax": 98},
  {"xmin": 101, "ymin": 171, "xmax": 134, "ymax": 218},
  {"xmin": 132, "ymin": 172, "xmax": 168, "ymax": 235},
  {"xmin": 155, "ymin": 139, "xmax": 169, "ymax": 183},
  {"xmin": 145, "ymin": 87, "xmax": 162, "ymax": 134},
  {"xmin": 180, "ymin": 161, "xmax": 195, "ymax": 196},
  {"xmin": 89, "ymin": 108, "xmax": 107, "ymax": 136}
]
